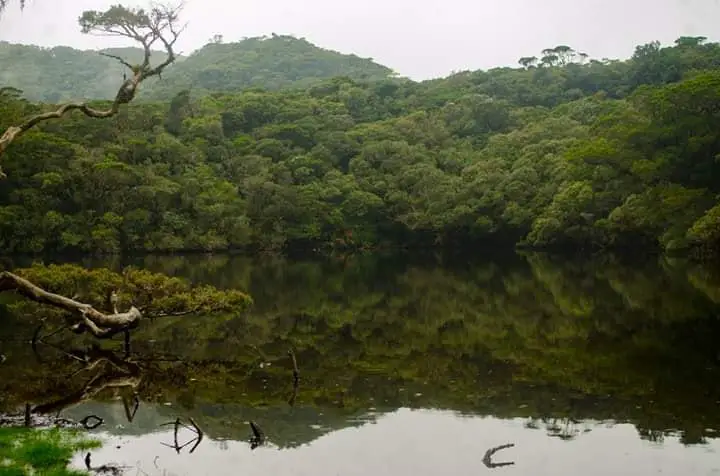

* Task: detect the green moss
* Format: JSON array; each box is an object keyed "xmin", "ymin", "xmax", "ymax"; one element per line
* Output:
[{"xmin": 0, "ymin": 428, "xmax": 100, "ymax": 475}]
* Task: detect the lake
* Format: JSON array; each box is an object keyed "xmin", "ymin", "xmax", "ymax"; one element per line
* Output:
[{"xmin": 1, "ymin": 251, "xmax": 719, "ymax": 475}]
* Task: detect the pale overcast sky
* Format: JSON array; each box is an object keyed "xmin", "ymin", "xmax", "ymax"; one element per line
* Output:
[{"xmin": 0, "ymin": 0, "xmax": 718, "ymax": 79}]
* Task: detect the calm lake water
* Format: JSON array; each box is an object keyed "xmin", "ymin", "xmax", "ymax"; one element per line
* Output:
[{"xmin": 1, "ymin": 251, "xmax": 720, "ymax": 475}]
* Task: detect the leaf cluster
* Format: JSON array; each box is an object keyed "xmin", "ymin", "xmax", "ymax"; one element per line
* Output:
[{"xmin": 7, "ymin": 263, "xmax": 252, "ymax": 318}]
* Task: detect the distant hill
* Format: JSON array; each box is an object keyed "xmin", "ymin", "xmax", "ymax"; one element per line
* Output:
[
  {"xmin": 0, "ymin": 42, "xmax": 176, "ymax": 102},
  {"xmin": 0, "ymin": 35, "xmax": 396, "ymax": 103},
  {"xmin": 140, "ymin": 35, "xmax": 397, "ymax": 100}
]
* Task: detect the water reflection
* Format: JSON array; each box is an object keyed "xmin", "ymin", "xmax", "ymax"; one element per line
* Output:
[
  {"xmin": 1, "ymin": 251, "xmax": 720, "ymax": 474},
  {"xmin": 67, "ymin": 410, "xmax": 719, "ymax": 476}
]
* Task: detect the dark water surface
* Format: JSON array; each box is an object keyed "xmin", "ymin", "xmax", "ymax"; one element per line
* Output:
[{"xmin": 1, "ymin": 252, "xmax": 720, "ymax": 475}]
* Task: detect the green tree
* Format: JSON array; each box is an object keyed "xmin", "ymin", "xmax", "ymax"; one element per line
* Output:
[{"xmin": 3, "ymin": 34, "xmax": 720, "ymax": 254}]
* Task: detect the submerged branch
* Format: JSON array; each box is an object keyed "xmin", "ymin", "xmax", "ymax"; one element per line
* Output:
[
  {"xmin": 2, "ymin": 345, "xmax": 141, "ymax": 430},
  {"xmin": 482, "ymin": 443, "xmax": 516, "ymax": 469},
  {"xmin": 288, "ymin": 348, "xmax": 300, "ymax": 385},
  {"xmin": 160, "ymin": 417, "xmax": 204, "ymax": 454},
  {"xmin": 287, "ymin": 349, "xmax": 300, "ymax": 407},
  {"xmin": 29, "ymin": 371, "xmax": 141, "ymax": 415},
  {"xmin": 249, "ymin": 421, "xmax": 265, "ymax": 449},
  {"xmin": 84, "ymin": 452, "xmax": 126, "ymax": 475}
]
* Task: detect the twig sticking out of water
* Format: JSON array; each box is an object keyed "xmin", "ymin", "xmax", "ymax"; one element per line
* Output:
[
  {"xmin": 2, "ymin": 404, "xmax": 104, "ymax": 430},
  {"xmin": 79, "ymin": 415, "xmax": 104, "ymax": 430},
  {"xmin": 288, "ymin": 349, "xmax": 299, "ymax": 385},
  {"xmin": 187, "ymin": 418, "xmax": 204, "ymax": 453},
  {"xmin": 482, "ymin": 443, "xmax": 515, "ymax": 469},
  {"xmin": 123, "ymin": 330, "xmax": 131, "ymax": 358},
  {"xmin": 287, "ymin": 349, "xmax": 300, "ymax": 407},
  {"xmin": 160, "ymin": 417, "xmax": 204, "ymax": 454},
  {"xmin": 123, "ymin": 394, "xmax": 140, "ymax": 422},
  {"xmin": 84, "ymin": 452, "xmax": 126, "ymax": 475},
  {"xmin": 249, "ymin": 421, "xmax": 265, "ymax": 450}
]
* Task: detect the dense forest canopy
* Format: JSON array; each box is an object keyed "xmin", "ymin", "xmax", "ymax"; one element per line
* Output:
[
  {"xmin": 1, "ymin": 35, "xmax": 720, "ymax": 254},
  {"xmin": 138, "ymin": 35, "xmax": 397, "ymax": 101},
  {"xmin": 0, "ymin": 36, "xmax": 396, "ymax": 103}
]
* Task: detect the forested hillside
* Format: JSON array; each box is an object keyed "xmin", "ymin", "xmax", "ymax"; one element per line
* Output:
[
  {"xmin": 138, "ymin": 35, "xmax": 396, "ymax": 101},
  {"xmin": 0, "ymin": 36, "xmax": 395, "ymax": 102},
  {"xmin": 1, "ymin": 36, "xmax": 719, "ymax": 254}
]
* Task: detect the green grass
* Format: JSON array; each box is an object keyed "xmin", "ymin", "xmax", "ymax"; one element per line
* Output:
[{"xmin": 0, "ymin": 427, "xmax": 100, "ymax": 475}]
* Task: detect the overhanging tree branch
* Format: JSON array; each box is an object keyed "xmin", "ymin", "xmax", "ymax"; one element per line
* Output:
[
  {"xmin": 0, "ymin": 264, "xmax": 252, "ymax": 340},
  {"xmin": 0, "ymin": 2, "xmax": 185, "ymax": 179},
  {"xmin": 98, "ymin": 52, "xmax": 135, "ymax": 71},
  {"xmin": 0, "ymin": 271, "xmax": 142, "ymax": 338}
]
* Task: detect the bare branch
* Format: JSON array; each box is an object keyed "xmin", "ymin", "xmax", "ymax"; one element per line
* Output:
[
  {"xmin": 160, "ymin": 416, "xmax": 204, "ymax": 454},
  {"xmin": 31, "ymin": 352, "xmax": 141, "ymax": 415},
  {"xmin": 482, "ymin": 443, "xmax": 516, "ymax": 469},
  {"xmin": 187, "ymin": 418, "xmax": 204, "ymax": 453},
  {"xmin": 99, "ymin": 52, "xmax": 134, "ymax": 71},
  {"xmin": 145, "ymin": 3, "xmax": 187, "ymax": 75},
  {"xmin": 287, "ymin": 349, "xmax": 300, "ymax": 406},
  {"xmin": 79, "ymin": 415, "xmax": 104, "ymax": 430},
  {"xmin": 288, "ymin": 348, "xmax": 300, "ymax": 385},
  {"xmin": 149, "ymin": 307, "xmax": 202, "ymax": 318},
  {"xmin": 249, "ymin": 421, "xmax": 265, "ymax": 449}
]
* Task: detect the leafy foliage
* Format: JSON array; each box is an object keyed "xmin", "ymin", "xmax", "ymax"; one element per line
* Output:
[
  {"xmin": 6, "ymin": 263, "xmax": 252, "ymax": 319},
  {"xmin": 1, "ymin": 36, "xmax": 720, "ymax": 252},
  {"xmin": 140, "ymin": 35, "xmax": 397, "ymax": 101}
]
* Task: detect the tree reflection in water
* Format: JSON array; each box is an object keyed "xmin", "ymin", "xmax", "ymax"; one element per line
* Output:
[{"xmin": 1, "ymin": 251, "xmax": 719, "ymax": 456}]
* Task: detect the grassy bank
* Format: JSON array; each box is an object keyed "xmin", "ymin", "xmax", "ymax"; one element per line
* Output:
[{"xmin": 0, "ymin": 427, "xmax": 100, "ymax": 475}]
